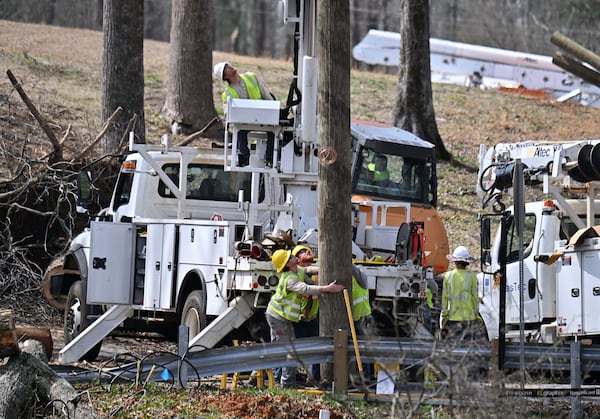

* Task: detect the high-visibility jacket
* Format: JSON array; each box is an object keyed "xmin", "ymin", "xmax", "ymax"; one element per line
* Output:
[
  {"xmin": 221, "ymin": 72, "xmax": 261, "ymax": 102},
  {"xmin": 299, "ymin": 269, "xmax": 319, "ymax": 321},
  {"xmin": 425, "ymin": 287, "xmax": 433, "ymax": 309},
  {"xmin": 267, "ymin": 270, "xmax": 305, "ymax": 322},
  {"xmin": 352, "ymin": 276, "xmax": 371, "ymax": 321},
  {"xmin": 367, "ymin": 162, "xmax": 390, "ymax": 182},
  {"xmin": 441, "ymin": 268, "xmax": 479, "ymax": 322}
]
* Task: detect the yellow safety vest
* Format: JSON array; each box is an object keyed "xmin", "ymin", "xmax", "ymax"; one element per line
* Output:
[
  {"xmin": 221, "ymin": 72, "xmax": 261, "ymax": 102},
  {"xmin": 441, "ymin": 269, "xmax": 478, "ymax": 322},
  {"xmin": 267, "ymin": 270, "xmax": 306, "ymax": 322},
  {"xmin": 426, "ymin": 287, "xmax": 433, "ymax": 309},
  {"xmin": 299, "ymin": 269, "xmax": 319, "ymax": 321},
  {"xmin": 367, "ymin": 162, "xmax": 390, "ymax": 182},
  {"xmin": 352, "ymin": 276, "xmax": 371, "ymax": 321}
]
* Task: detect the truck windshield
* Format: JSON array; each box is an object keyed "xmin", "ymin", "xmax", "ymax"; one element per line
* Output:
[
  {"xmin": 158, "ymin": 164, "xmax": 253, "ymax": 202},
  {"xmin": 352, "ymin": 147, "xmax": 434, "ymax": 205}
]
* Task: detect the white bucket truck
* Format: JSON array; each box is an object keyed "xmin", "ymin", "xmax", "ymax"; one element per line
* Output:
[{"xmin": 477, "ymin": 139, "xmax": 600, "ymax": 343}]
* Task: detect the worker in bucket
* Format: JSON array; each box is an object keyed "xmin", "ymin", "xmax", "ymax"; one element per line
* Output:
[
  {"xmin": 440, "ymin": 246, "xmax": 480, "ymax": 341},
  {"xmin": 266, "ymin": 249, "xmax": 344, "ymax": 388},
  {"xmin": 213, "ymin": 61, "xmax": 275, "ymax": 167}
]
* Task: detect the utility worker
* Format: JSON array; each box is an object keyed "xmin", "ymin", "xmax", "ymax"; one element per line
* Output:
[
  {"xmin": 266, "ymin": 249, "xmax": 344, "ymax": 388},
  {"xmin": 367, "ymin": 154, "xmax": 391, "ymax": 185},
  {"xmin": 350, "ymin": 264, "xmax": 371, "ymax": 325},
  {"xmin": 213, "ymin": 61, "xmax": 275, "ymax": 167},
  {"xmin": 440, "ymin": 246, "xmax": 479, "ymax": 340},
  {"xmin": 292, "ymin": 245, "xmax": 320, "ymax": 323}
]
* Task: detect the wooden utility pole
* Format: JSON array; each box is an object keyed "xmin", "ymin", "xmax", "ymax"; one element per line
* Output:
[
  {"xmin": 317, "ymin": 0, "xmax": 352, "ymax": 382},
  {"xmin": 551, "ymin": 32, "xmax": 600, "ymax": 90}
]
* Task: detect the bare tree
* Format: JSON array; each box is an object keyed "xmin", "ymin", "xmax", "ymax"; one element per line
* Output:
[
  {"xmin": 101, "ymin": 0, "xmax": 146, "ymax": 150},
  {"xmin": 392, "ymin": 0, "xmax": 450, "ymax": 160},
  {"xmin": 162, "ymin": 0, "xmax": 219, "ymax": 137},
  {"xmin": 317, "ymin": 0, "xmax": 353, "ymax": 384}
]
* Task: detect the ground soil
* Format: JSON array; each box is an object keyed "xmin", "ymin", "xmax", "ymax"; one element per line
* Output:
[{"xmin": 3, "ymin": 19, "xmax": 600, "ymax": 418}]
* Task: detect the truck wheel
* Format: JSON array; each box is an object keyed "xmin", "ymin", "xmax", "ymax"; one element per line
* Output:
[
  {"xmin": 64, "ymin": 280, "xmax": 102, "ymax": 361},
  {"xmin": 181, "ymin": 290, "xmax": 207, "ymax": 338}
]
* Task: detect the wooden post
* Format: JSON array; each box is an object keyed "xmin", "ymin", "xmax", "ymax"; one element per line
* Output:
[
  {"xmin": 333, "ymin": 329, "xmax": 348, "ymax": 395},
  {"xmin": 551, "ymin": 32, "xmax": 600, "ymax": 73},
  {"xmin": 552, "ymin": 52, "xmax": 600, "ymax": 90}
]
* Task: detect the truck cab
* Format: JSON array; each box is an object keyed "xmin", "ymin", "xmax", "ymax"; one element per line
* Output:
[{"xmin": 350, "ymin": 122, "xmax": 448, "ymax": 275}]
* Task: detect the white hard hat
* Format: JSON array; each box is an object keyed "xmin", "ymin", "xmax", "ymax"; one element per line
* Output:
[
  {"xmin": 447, "ymin": 246, "xmax": 476, "ymax": 263},
  {"xmin": 213, "ymin": 61, "xmax": 229, "ymax": 81}
]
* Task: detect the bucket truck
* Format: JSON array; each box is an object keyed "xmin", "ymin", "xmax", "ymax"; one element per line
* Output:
[{"xmin": 477, "ymin": 139, "xmax": 600, "ymax": 343}]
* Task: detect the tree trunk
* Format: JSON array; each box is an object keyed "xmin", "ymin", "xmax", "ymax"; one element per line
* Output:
[
  {"xmin": 162, "ymin": 0, "xmax": 220, "ymax": 138},
  {"xmin": 0, "ymin": 343, "xmax": 98, "ymax": 418},
  {"xmin": 101, "ymin": 0, "xmax": 146, "ymax": 151},
  {"xmin": 0, "ymin": 311, "xmax": 93, "ymax": 417},
  {"xmin": 392, "ymin": 0, "xmax": 450, "ymax": 160},
  {"xmin": 317, "ymin": 0, "xmax": 353, "ymax": 382}
]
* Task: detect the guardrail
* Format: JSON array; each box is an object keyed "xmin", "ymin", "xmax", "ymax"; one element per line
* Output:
[{"xmin": 55, "ymin": 336, "xmax": 600, "ymax": 385}]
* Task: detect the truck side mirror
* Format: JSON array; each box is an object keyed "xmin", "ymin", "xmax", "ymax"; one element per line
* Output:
[
  {"xmin": 77, "ymin": 170, "xmax": 93, "ymax": 211},
  {"xmin": 481, "ymin": 217, "xmax": 492, "ymax": 266}
]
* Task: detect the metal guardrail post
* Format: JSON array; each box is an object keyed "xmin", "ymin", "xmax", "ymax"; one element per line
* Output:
[
  {"xmin": 178, "ymin": 325, "xmax": 189, "ymax": 389},
  {"xmin": 570, "ymin": 341, "xmax": 581, "ymax": 419}
]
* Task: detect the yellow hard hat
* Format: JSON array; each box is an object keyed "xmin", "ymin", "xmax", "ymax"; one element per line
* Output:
[
  {"xmin": 271, "ymin": 249, "xmax": 291, "ymax": 273},
  {"xmin": 292, "ymin": 245, "xmax": 312, "ymax": 257}
]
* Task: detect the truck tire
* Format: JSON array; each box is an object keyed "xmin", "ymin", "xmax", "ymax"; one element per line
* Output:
[
  {"xmin": 181, "ymin": 290, "xmax": 207, "ymax": 338},
  {"xmin": 64, "ymin": 280, "xmax": 102, "ymax": 361}
]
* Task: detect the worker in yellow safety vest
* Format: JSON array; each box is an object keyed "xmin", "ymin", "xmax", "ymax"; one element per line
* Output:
[
  {"xmin": 351, "ymin": 264, "xmax": 372, "ymax": 324},
  {"xmin": 440, "ymin": 246, "xmax": 480, "ymax": 340},
  {"xmin": 367, "ymin": 153, "xmax": 391, "ymax": 185},
  {"xmin": 213, "ymin": 61, "xmax": 275, "ymax": 167},
  {"xmin": 266, "ymin": 249, "xmax": 343, "ymax": 388}
]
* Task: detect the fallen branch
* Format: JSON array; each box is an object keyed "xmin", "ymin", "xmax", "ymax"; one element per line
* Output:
[
  {"xmin": 6, "ymin": 69, "xmax": 63, "ymax": 164},
  {"xmin": 69, "ymin": 106, "xmax": 123, "ymax": 163},
  {"xmin": 177, "ymin": 117, "xmax": 221, "ymax": 146},
  {"xmin": 117, "ymin": 113, "xmax": 138, "ymax": 152}
]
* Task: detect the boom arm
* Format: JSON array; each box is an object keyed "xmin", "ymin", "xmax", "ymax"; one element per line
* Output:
[{"xmin": 477, "ymin": 140, "xmax": 600, "ymax": 213}]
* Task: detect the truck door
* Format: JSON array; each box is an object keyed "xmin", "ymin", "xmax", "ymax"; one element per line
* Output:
[
  {"xmin": 504, "ymin": 213, "xmax": 539, "ymax": 323},
  {"xmin": 143, "ymin": 224, "xmax": 176, "ymax": 310},
  {"xmin": 87, "ymin": 221, "xmax": 135, "ymax": 305}
]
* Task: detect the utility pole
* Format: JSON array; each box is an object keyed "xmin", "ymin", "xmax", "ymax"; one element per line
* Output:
[{"xmin": 317, "ymin": 0, "xmax": 352, "ymax": 383}]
